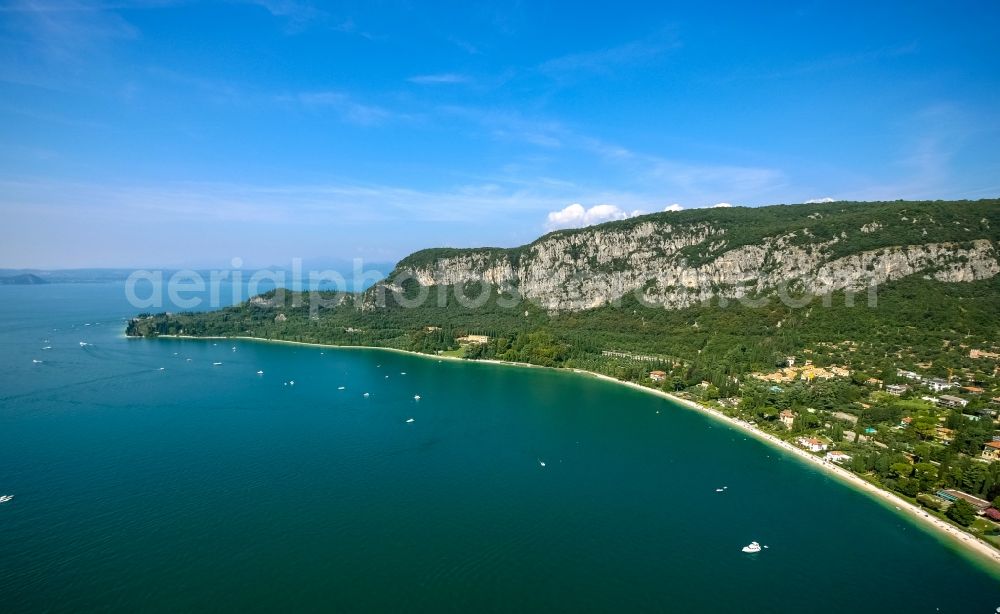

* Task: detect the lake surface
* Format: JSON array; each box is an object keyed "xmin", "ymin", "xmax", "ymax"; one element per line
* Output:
[{"xmin": 1, "ymin": 283, "xmax": 998, "ymax": 612}]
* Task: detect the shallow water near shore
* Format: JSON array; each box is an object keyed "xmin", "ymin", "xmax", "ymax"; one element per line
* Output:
[{"xmin": 1, "ymin": 283, "xmax": 998, "ymax": 612}]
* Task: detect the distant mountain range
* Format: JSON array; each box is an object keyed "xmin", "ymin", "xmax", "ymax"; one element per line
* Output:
[
  {"xmin": 0, "ymin": 269, "xmax": 148, "ymax": 283},
  {"xmin": 0, "ymin": 262, "xmax": 395, "ymax": 287},
  {"xmin": 0, "ymin": 273, "xmax": 48, "ymax": 285}
]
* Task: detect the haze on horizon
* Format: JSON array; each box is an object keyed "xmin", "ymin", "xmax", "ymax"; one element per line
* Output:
[{"xmin": 1, "ymin": 1, "xmax": 998, "ymax": 270}]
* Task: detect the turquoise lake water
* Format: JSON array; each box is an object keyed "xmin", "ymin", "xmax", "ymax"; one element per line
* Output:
[{"xmin": 0, "ymin": 283, "xmax": 998, "ymax": 612}]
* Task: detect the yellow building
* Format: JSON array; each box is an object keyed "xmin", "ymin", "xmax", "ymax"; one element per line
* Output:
[{"xmin": 982, "ymin": 441, "xmax": 1000, "ymax": 461}]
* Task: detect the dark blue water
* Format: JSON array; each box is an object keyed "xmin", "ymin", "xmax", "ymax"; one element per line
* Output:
[{"xmin": 0, "ymin": 283, "xmax": 997, "ymax": 612}]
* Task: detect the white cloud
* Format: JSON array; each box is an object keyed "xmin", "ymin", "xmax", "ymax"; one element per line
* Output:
[
  {"xmin": 664, "ymin": 203, "xmax": 683, "ymax": 212},
  {"xmin": 278, "ymin": 90, "xmax": 395, "ymax": 125},
  {"xmin": 546, "ymin": 203, "xmax": 640, "ymax": 229},
  {"xmin": 804, "ymin": 197, "xmax": 835, "ymax": 203},
  {"xmin": 407, "ymin": 73, "xmax": 471, "ymax": 85},
  {"xmin": 538, "ymin": 31, "xmax": 679, "ymax": 77},
  {"xmin": 711, "ymin": 202, "xmax": 733, "ymax": 208}
]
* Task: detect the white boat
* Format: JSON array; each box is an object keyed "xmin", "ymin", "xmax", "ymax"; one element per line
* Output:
[
  {"xmin": 715, "ymin": 488, "xmax": 724, "ymax": 492},
  {"xmin": 337, "ymin": 386, "xmax": 345, "ymax": 390},
  {"xmin": 363, "ymin": 392, "xmax": 370, "ymax": 397},
  {"xmin": 0, "ymin": 495, "xmax": 13, "ymax": 504},
  {"xmin": 406, "ymin": 418, "xmax": 414, "ymax": 423},
  {"xmin": 400, "ymin": 372, "xmax": 406, "ymax": 375},
  {"xmin": 257, "ymin": 370, "xmax": 264, "ymax": 375},
  {"xmin": 289, "ymin": 380, "xmax": 295, "ymax": 386},
  {"xmin": 741, "ymin": 541, "xmax": 762, "ymax": 553},
  {"xmin": 42, "ymin": 346, "xmax": 52, "ymax": 350},
  {"xmin": 414, "ymin": 395, "xmax": 421, "ymax": 400},
  {"xmin": 32, "ymin": 359, "xmax": 42, "ymax": 364},
  {"xmin": 213, "ymin": 362, "xmax": 222, "ymax": 366},
  {"xmin": 539, "ymin": 461, "xmax": 546, "ymax": 467}
]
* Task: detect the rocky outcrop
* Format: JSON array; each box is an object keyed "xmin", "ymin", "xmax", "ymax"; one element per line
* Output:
[{"xmin": 384, "ymin": 203, "xmax": 1000, "ymax": 311}]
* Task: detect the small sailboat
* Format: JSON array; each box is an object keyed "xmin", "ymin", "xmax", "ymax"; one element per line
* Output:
[
  {"xmin": 539, "ymin": 460, "xmax": 546, "ymax": 467},
  {"xmin": 0, "ymin": 495, "xmax": 13, "ymax": 504},
  {"xmin": 741, "ymin": 541, "xmax": 762, "ymax": 553},
  {"xmin": 289, "ymin": 380, "xmax": 295, "ymax": 386},
  {"xmin": 363, "ymin": 392, "xmax": 370, "ymax": 397},
  {"xmin": 413, "ymin": 395, "xmax": 421, "ymax": 401},
  {"xmin": 257, "ymin": 370, "xmax": 264, "ymax": 375}
]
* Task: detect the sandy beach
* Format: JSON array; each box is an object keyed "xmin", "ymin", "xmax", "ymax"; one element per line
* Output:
[{"xmin": 147, "ymin": 334, "xmax": 1000, "ymax": 573}]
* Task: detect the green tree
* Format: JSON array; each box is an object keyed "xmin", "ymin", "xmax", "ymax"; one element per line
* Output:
[
  {"xmin": 890, "ymin": 463, "xmax": 913, "ymax": 479},
  {"xmin": 913, "ymin": 463, "xmax": 938, "ymax": 491},
  {"xmin": 945, "ymin": 499, "xmax": 976, "ymax": 527}
]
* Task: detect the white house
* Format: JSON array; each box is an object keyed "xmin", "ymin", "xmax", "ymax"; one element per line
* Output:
[
  {"xmin": 927, "ymin": 379, "xmax": 953, "ymax": 392},
  {"xmin": 797, "ymin": 437, "xmax": 828, "ymax": 453},
  {"xmin": 824, "ymin": 451, "xmax": 852, "ymax": 463},
  {"xmin": 896, "ymin": 369, "xmax": 922, "ymax": 381}
]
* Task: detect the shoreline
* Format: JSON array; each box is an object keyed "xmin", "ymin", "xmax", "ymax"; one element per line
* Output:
[
  {"xmin": 580, "ymin": 371, "xmax": 1000, "ymax": 574},
  {"xmin": 144, "ymin": 334, "xmax": 1000, "ymax": 574}
]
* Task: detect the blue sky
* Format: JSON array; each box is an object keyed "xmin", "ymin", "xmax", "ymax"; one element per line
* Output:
[{"xmin": 1, "ymin": 1, "xmax": 999, "ymax": 268}]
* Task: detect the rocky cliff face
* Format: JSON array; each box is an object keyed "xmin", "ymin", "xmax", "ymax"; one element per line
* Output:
[{"xmin": 385, "ymin": 202, "xmax": 1000, "ymax": 311}]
